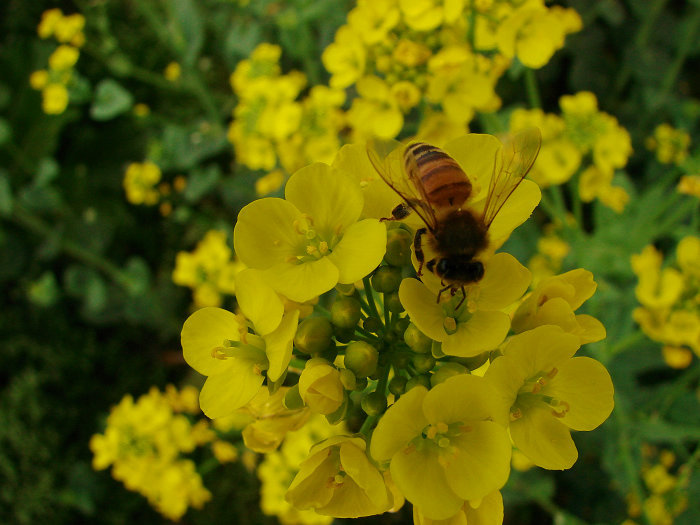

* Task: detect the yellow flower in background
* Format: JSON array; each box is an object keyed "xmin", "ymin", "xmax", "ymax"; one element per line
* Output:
[
  {"xmin": 632, "ymin": 237, "xmax": 700, "ymax": 359},
  {"xmin": 348, "ymin": 0, "xmax": 400, "ymax": 44},
  {"xmin": 298, "ymin": 359, "xmax": 345, "ymax": 415},
  {"xmin": 678, "ymin": 174, "xmax": 700, "ymax": 198},
  {"xmin": 42, "ymin": 83, "xmax": 69, "ymax": 115},
  {"xmin": 48, "ymin": 45, "xmax": 79, "ymax": 71},
  {"xmin": 287, "ymin": 435, "xmax": 393, "ymax": 518},
  {"xmin": 322, "ymin": 25, "xmax": 366, "ymax": 89},
  {"xmin": 646, "ymin": 124, "xmax": 691, "ymax": 165},
  {"xmin": 172, "ymin": 230, "xmax": 243, "ymax": 308},
  {"xmin": 347, "ymin": 76, "xmax": 404, "ymax": 140},
  {"xmin": 123, "ymin": 161, "xmax": 162, "ymax": 205},
  {"xmin": 485, "ymin": 326, "xmax": 614, "ymax": 470},
  {"xmin": 89, "ymin": 386, "xmax": 214, "ymax": 520},
  {"xmin": 579, "ymin": 165, "xmax": 630, "ymax": 214},
  {"xmin": 370, "ymin": 375, "xmax": 511, "ymax": 520},
  {"xmin": 164, "ymin": 61, "xmax": 182, "ymax": 82},
  {"xmin": 233, "ymin": 162, "xmax": 386, "ymax": 302},
  {"xmin": 29, "ymin": 70, "xmax": 49, "ymax": 90}
]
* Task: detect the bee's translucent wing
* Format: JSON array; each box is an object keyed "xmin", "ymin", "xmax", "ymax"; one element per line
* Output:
[
  {"xmin": 481, "ymin": 127, "xmax": 542, "ymax": 228},
  {"xmin": 367, "ymin": 138, "xmax": 438, "ymax": 231}
]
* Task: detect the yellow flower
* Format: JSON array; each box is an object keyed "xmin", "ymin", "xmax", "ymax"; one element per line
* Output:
[
  {"xmin": 399, "ymin": 0, "xmax": 463, "ymax": 32},
  {"xmin": 413, "ymin": 490, "xmax": 503, "ymax": 525},
  {"xmin": 400, "ymin": 253, "xmax": 531, "ymax": 357},
  {"xmin": 347, "ymin": 76, "xmax": 403, "ymax": 140},
  {"xmin": 54, "ymin": 13, "xmax": 86, "ymax": 45},
  {"xmin": 29, "ymin": 70, "xmax": 49, "ymax": 90},
  {"xmin": 678, "ymin": 175, "xmax": 700, "ymax": 198},
  {"xmin": 322, "ymin": 25, "xmax": 366, "ymax": 89},
  {"xmin": 233, "ymin": 162, "xmax": 387, "ymax": 302},
  {"xmin": 48, "ymin": 45, "xmax": 80, "ymax": 71},
  {"xmin": 298, "ymin": 359, "xmax": 345, "ymax": 415},
  {"xmin": 287, "ymin": 435, "xmax": 393, "ymax": 518},
  {"xmin": 122, "ymin": 161, "xmax": 161, "ymax": 205},
  {"xmin": 485, "ymin": 326, "xmax": 614, "ymax": 470},
  {"xmin": 646, "ymin": 123, "xmax": 691, "ymax": 165},
  {"xmin": 42, "ymin": 83, "xmax": 70, "ymax": 115},
  {"xmin": 370, "ymin": 374, "xmax": 511, "ymax": 520},
  {"xmin": 512, "ymin": 269, "xmax": 606, "ymax": 343},
  {"xmin": 392, "ymin": 39, "xmax": 432, "ymax": 67},
  {"xmin": 212, "ymin": 440, "xmax": 239, "ymax": 463},
  {"xmin": 164, "ymin": 61, "xmax": 182, "ymax": 81},
  {"xmin": 348, "ymin": 0, "xmax": 400, "ymax": 44},
  {"xmin": 38, "ymin": 9, "xmax": 63, "ymax": 39}
]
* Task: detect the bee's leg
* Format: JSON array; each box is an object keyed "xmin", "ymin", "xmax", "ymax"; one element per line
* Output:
[
  {"xmin": 414, "ymin": 228, "xmax": 427, "ymax": 276},
  {"xmin": 454, "ymin": 286, "xmax": 467, "ymax": 309},
  {"xmin": 380, "ymin": 203, "xmax": 411, "ymax": 222},
  {"xmin": 436, "ymin": 283, "xmax": 452, "ymax": 303}
]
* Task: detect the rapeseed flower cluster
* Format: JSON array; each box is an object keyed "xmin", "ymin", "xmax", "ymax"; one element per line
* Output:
[
  {"xmin": 510, "ymin": 91, "xmax": 633, "ymax": 212},
  {"xmin": 631, "ymin": 236, "xmax": 700, "ymax": 368},
  {"xmin": 646, "ymin": 124, "xmax": 691, "ymax": 166},
  {"xmin": 180, "ymin": 132, "xmax": 614, "ymax": 523},
  {"xmin": 89, "ymin": 386, "xmax": 215, "ymax": 520},
  {"xmin": 625, "ymin": 447, "xmax": 689, "ymax": 525},
  {"xmin": 323, "ymin": 0, "xmax": 581, "ymax": 141},
  {"xmin": 30, "ymin": 8, "xmax": 85, "ymax": 115},
  {"xmin": 228, "ymin": 43, "xmax": 346, "ymax": 177},
  {"xmin": 172, "ymin": 230, "xmax": 243, "ymax": 308},
  {"xmin": 122, "ymin": 161, "xmax": 162, "ymax": 206}
]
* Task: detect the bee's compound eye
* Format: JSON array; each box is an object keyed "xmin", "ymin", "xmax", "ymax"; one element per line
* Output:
[
  {"xmin": 466, "ymin": 261, "xmax": 484, "ymax": 282},
  {"xmin": 436, "ymin": 258, "xmax": 450, "ymax": 275}
]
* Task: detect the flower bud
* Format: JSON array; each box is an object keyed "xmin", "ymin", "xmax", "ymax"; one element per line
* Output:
[
  {"xmin": 294, "ymin": 317, "xmax": 333, "ymax": 355},
  {"xmin": 388, "ymin": 375, "xmax": 407, "ymax": 396},
  {"xmin": 412, "ymin": 354, "xmax": 436, "ymax": 374},
  {"xmin": 385, "ymin": 292, "xmax": 404, "ymax": 313},
  {"xmin": 340, "ymin": 368, "xmax": 357, "ymax": 390},
  {"xmin": 283, "ymin": 384, "xmax": 305, "ymax": 410},
  {"xmin": 371, "ymin": 266, "xmax": 402, "ymax": 294},
  {"xmin": 404, "ymin": 323, "xmax": 432, "ymax": 354},
  {"xmin": 344, "ymin": 341, "xmax": 379, "ymax": 377},
  {"xmin": 391, "ymin": 351, "xmax": 411, "ymax": 369},
  {"xmin": 452, "ymin": 352, "xmax": 490, "ymax": 371},
  {"xmin": 430, "ymin": 363, "xmax": 467, "ymax": 387},
  {"xmin": 363, "ymin": 316, "xmax": 383, "ymax": 333},
  {"xmin": 331, "ymin": 296, "xmax": 362, "ymax": 329},
  {"xmin": 298, "ymin": 360, "xmax": 344, "ymax": 415},
  {"xmin": 393, "ymin": 317, "xmax": 410, "ymax": 335},
  {"xmin": 385, "ymin": 228, "xmax": 412, "ymax": 267},
  {"xmin": 354, "ymin": 376, "xmax": 369, "ymax": 391},
  {"xmin": 361, "ymin": 391, "xmax": 388, "ymax": 416},
  {"xmin": 405, "ymin": 374, "xmax": 431, "ymax": 391}
]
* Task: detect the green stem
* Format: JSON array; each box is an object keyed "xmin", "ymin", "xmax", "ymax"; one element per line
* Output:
[
  {"xmin": 569, "ymin": 173, "xmax": 584, "ymax": 230},
  {"xmin": 656, "ymin": 6, "xmax": 700, "ymax": 108},
  {"xmin": 608, "ymin": 331, "xmax": 647, "ymax": 357},
  {"xmin": 10, "ymin": 205, "xmax": 132, "ymax": 290},
  {"xmin": 524, "ymin": 69, "xmax": 541, "ymax": 109},
  {"xmin": 360, "ymin": 414, "xmax": 379, "ymax": 435},
  {"xmin": 658, "ymin": 362, "xmax": 700, "ymax": 417},
  {"xmin": 362, "ymin": 276, "xmax": 382, "ymax": 323},
  {"xmin": 653, "ymin": 198, "xmax": 697, "ymax": 235}
]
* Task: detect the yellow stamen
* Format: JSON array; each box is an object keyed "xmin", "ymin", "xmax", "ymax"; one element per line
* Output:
[
  {"xmin": 306, "ymin": 245, "xmax": 318, "ymax": 255},
  {"xmin": 319, "ymin": 241, "xmax": 329, "ymax": 254},
  {"xmin": 211, "ymin": 346, "xmax": 227, "ymax": 360},
  {"xmin": 443, "ymin": 317, "xmax": 457, "ymax": 334},
  {"xmin": 510, "ymin": 408, "xmax": 522, "ymax": 421}
]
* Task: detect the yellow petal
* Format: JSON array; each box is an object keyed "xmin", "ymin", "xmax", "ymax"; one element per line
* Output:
[
  {"xmin": 552, "ymin": 357, "xmax": 614, "ymax": 431},
  {"xmin": 285, "ymin": 162, "xmax": 363, "ymax": 238},
  {"xmin": 181, "ymin": 307, "xmax": 240, "ymax": 376},
  {"xmin": 234, "ymin": 198, "xmax": 304, "ymax": 268},
  {"xmin": 263, "ymin": 258, "xmax": 339, "ymax": 303},
  {"xmin": 483, "ymin": 179, "xmax": 541, "ymax": 245},
  {"xmin": 399, "ymin": 278, "xmax": 447, "ymax": 342},
  {"xmin": 327, "ymin": 219, "xmax": 387, "ymax": 284},
  {"xmin": 510, "ymin": 405, "xmax": 578, "ymax": 470},
  {"xmin": 476, "ymin": 253, "xmax": 532, "ymax": 310},
  {"xmin": 264, "ymin": 310, "xmax": 300, "ymax": 382},
  {"xmin": 391, "ymin": 443, "xmax": 465, "ymax": 520},
  {"xmin": 199, "ymin": 361, "xmax": 264, "ymax": 418},
  {"xmin": 235, "ymin": 268, "xmax": 283, "ymax": 335},
  {"xmin": 442, "ymin": 310, "xmax": 510, "ymax": 358},
  {"xmin": 370, "ymin": 386, "xmax": 429, "ymax": 462}
]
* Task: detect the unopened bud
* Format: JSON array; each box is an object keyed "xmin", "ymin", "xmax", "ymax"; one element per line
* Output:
[
  {"xmin": 361, "ymin": 391, "xmax": 387, "ymax": 416},
  {"xmin": 294, "ymin": 317, "xmax": 333, "ymax": 355},
  {"xmin": 283, "ymin": 384, "xmax": 304, "ymax": 410},
  {"xmin": 339, "ymin": 368, "xmax": 357, "ymax": 390},
  {"xmin": 393, "ymin": 317, "xmax": 410, "ymax": 335},
  {"xmin": 385, "ymin": 228, "xmax": 413, "ymax": 266},
  {"xmin": 404, "ymin": 323, "xmax": 432, "ymax": 354},
  {"xmin": 363, "ymin": 316, "xmax": 383, "ymax": 333},
  {"xmin": 371, "ymin": 266, "xmax": 402, "ymax": 294},
  {"xmin": 385, "ymin": 292, "xmax": 404, "ymax": 313},
  {"xmin": 344, "ymin": 341, "xmax": 379, "ymax": 377},
  {"xmin": 389, "ymin": 375, "xmax": 407, "ymax": 396},
  {"xmin": 412, "ymin": 354, "xmax": 436, "ymax": 374},
  {"xmin": 331, "ymin": 296, "xmax": 362, "ymax": 329},
  {"xmin": 354, "ymin": 376, "xmax": 368, "ymax": 391},
  {"xmin": 430, "ymin": 363, "xmax": 467, "ymax": 387},
  {"xmin": 406, "ymin": 374, "xmax": 431, "ymax": 391}
]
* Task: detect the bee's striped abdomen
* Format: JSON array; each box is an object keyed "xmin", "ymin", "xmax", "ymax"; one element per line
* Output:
[{"xmin": 404, "ymin": 142, "xmax": 472, "ymax": 209}]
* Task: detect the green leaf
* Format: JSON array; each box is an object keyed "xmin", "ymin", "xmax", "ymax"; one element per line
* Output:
[
  {"xmin": 123, "ymin": 257, "xmax": 150, "ymax": 297},
  {"xmin": 0, "ymin": 117, "xmax": 11, "ymax": 146},
  {"xmin": 183, "ymin": 164, "xmax": 220, "ymax": 202},
  {"xmin": 0, "ymin": 170, "xmax": 13, "ymax": 217},
  {"xmin": 170, "ymin": 0, "xmax": 203, "ymax": 67},
  {"xmin": 90, "ymin": 79, "xmax": 133, "ymax": 121},
  {"xmin": 27, "ymin": 271, "xmax": 60, "ymax": 307},
  {"xmin": 34, "ymin": 158, "xmax": 60, "ymax": 187}
]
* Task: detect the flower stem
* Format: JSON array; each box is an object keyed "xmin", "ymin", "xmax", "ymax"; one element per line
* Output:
[
  {"xmin": 362, "ymin": 276, "xmax": 382, "ymax": 323},
  {"xmin": 524, "ymin": 69, "xmax": 541, "ymax": 109}
]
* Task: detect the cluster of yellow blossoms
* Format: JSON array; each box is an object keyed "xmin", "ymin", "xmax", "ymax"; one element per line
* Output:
[
  {"xmin": 510, "ymin": 91, "xmax": 633, "ymax": 212},
  {"xmin": 90, "ymin": 385, "xmax": 218, "ymax": 520},
  {"xmin": 180, "ymin": 132, "xmax": 614, "ymax": 524},
  {"xmin": 646, "ymin": 124, "xmax": 691, "ymax": 166},
  {"xmin": 122, "ymin": 161, "xmax": 186, "ymax": 216},
  {"xmin": 323, "ymin": 0, "xmax": 581, "ymax": 141},
  {"xmin": 172, "ymin": 230, "xmax": 244, "ymax": 308},
  {"xmin": 625, "ymin": 446, "xmax": 689, "ymax": 525},
  {"xmin": 631, "ymin": 236, "xmax": 700, "ymax": 368},
  {"xmin": 30, "ymin": 8, "xmax": 85, "ymax": 115},
  {"xmin": 227, "ymin": 43, "xmax": 346, "ymax": 178}
]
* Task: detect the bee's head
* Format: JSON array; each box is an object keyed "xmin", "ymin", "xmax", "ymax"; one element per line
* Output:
[{"xmin": 435, "ymin": 257, "xmax": 484, "ymax": 283}]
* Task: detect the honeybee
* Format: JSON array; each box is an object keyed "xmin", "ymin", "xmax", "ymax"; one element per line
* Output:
[{"xmin": 368, "ymin": 128, "xmax": 541, "ymax": 307}]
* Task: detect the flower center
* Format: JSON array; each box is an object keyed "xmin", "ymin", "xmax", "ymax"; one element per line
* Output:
[
  {"xmin": 290, "ymin": 214, "xmax": 344, "ymax": 263},
  {"xmin": 511, "ymin": 367, "xmax": 571, "ymax": 420}
]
